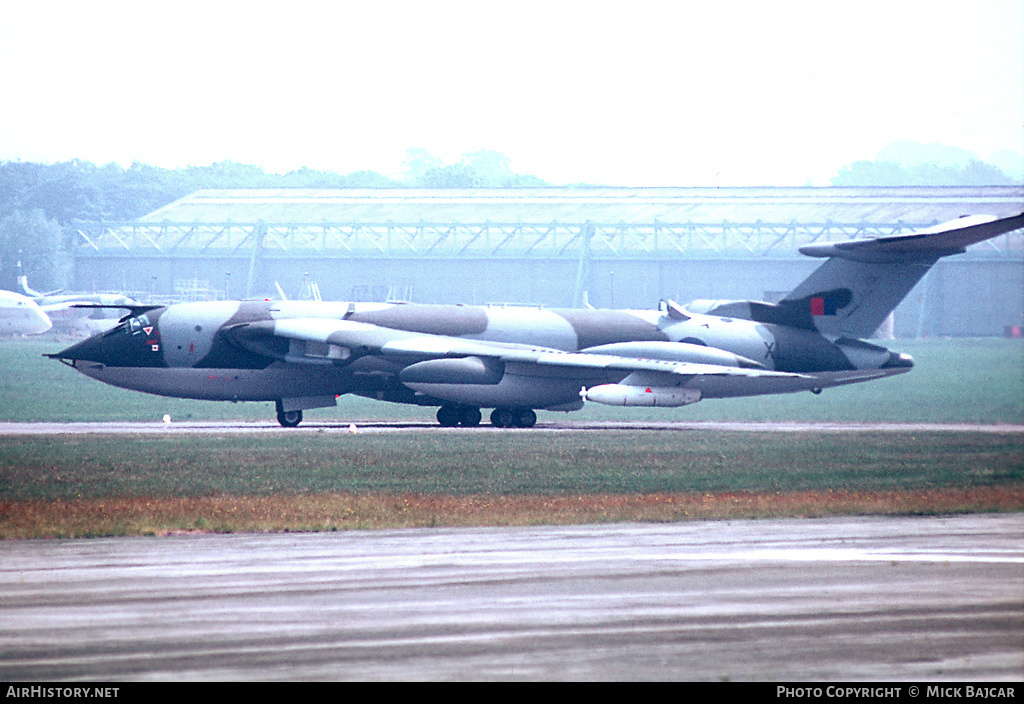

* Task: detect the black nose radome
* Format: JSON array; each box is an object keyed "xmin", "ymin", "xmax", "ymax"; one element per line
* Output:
[
  {"xmin": 48, "ymin": 324, "xmax": 166, "ymax": 368},
  {"xmin": 49, "ymin": 334, "xmax": 118, "ymax": 365}
]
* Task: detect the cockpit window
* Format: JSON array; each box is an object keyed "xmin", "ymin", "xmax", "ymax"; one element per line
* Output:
[
  {"xmin": 104, "ymin": 320, "xmax": 130, "ymax": 337},
  {"xmin": 101, "ymin": 313, "xmax": 155, "ymax": 338},
  {"xmin": 126, "ymin": 314, "xmax": 151, "ymax": 334}
]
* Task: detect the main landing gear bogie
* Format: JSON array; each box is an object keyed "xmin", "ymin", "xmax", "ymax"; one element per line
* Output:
[
  {"xmin": 489, "ymin": 407, "xmax": 537, "ymax": 429},
  {"xmin": 436, "ymin": 404, "xmax": 482, "ymax": 427},
  {"xmin": 435, "ymin": 404, "xmax": 537, "ymax": 428}
]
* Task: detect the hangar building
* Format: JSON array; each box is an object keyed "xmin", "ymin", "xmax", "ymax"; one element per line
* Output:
[{"xmin": 70, "ymin": 186, "xmax": 1024, "ymax": 337}]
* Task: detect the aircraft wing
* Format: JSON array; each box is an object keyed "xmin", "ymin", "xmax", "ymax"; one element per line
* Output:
[
  {"xmin": 38, "ymin": 301, "xmax": 80, "ymax": 314},
  {"xmin": 40, "ymin": 300, "xmax": 107, "ymax": 315},
  {"xmin": 226, "ymin": 317, "xmax": 805, "ymax": 381}
]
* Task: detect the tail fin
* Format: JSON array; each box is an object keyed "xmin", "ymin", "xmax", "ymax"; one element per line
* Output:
[
  {"xmin": 16, "ymin": 260, "xmax": 62, "ymax": 299},
  {"xmin": 17, "ymin": 274, "xmax": 62, "ymax": 298},
  {"xmin": 779, "ymin": 212, "xmax": 1024, "ymax": 338}
]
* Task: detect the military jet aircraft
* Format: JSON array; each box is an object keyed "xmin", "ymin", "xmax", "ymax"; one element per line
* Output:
[
  {"xmin": 0, "ymin": 289, "xmax": 52, "ymax": 336},
  {"xmin": 19, "ymin": 274, "xmax": 140, "ymax": 336},
  {"xmin": 49, "ymin": 212, "xmax": 1023, "ymax": 428}
]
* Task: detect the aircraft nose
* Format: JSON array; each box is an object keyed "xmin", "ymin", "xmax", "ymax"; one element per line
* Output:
[
  {"xmin": 48, "ymin": 321, "xmax": 166, "ymax": 368},
  {"xmin": 49, "ymin": 333, "xmax": 120, "ymax": 366},
  {"xmin": 882, "ymin": 351, "xmax": 914, "ymax": 369}
]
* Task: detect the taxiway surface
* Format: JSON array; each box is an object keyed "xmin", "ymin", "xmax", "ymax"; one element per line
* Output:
[
  {"xmin": 1, "ymin": 420, "xmax": 1022, "ymax": 435},
  {"xmin": 1, "ymin": 514, "xmax": 1021, "ymax": 681}
]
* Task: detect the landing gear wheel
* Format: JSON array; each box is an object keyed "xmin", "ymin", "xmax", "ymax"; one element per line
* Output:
[
  {"xmin": 275, "ymin": 401, "xmax": 303, "ymax": 428},
  {"xmin": 437, "ymin": 405, "xmax": 461, "ymax": 427},
  {"xmin": 513, "ymin": 409, "xmax": 537, "ymax": 428},
  {"xmin": 458, "ymin": 407, "xmax": 482, "ymax": 427},
  {"xmin": 490, "ymin": 407, "xmax": 515, "ymax": 428}
]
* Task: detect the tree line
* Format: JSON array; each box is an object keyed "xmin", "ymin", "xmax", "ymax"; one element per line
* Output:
[
  {"xmin": 0, "ymin": 149, "xmax": 548, "ymax": 226},
  {"xmin": 829, "ymin": 160, "xmax": 1016, "ymax": 187},
  {"xmin": 0, "ymin": 149, "xmax": 547, "ymax": 289}
]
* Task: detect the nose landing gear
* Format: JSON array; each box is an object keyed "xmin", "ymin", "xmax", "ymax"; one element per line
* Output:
[{"xmin": 275, "ymin": 400, "xmax": 303, "ymax": 427}]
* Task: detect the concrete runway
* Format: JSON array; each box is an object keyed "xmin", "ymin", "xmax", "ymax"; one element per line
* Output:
[{"xmin": 1, "ymin": 514, "xmax": 1021, "ymax": 681}]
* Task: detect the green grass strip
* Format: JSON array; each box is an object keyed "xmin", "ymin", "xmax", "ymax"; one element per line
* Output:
[{"xmin": 2, "ymin": 431, "xmax": 1020, "ymax": 500}]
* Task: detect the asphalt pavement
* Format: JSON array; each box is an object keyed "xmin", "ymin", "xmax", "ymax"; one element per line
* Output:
[{"xmin": 1, "ymin": 514, "xmax": 1021, "ymax": 681}]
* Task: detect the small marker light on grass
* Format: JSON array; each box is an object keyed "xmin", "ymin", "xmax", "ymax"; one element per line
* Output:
[{"xmin": 163, "ymin": 414, "xmax": 171, "ymax": 424}]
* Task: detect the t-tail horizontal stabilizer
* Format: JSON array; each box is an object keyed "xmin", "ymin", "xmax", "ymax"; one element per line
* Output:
[{"xmin": 782, "ymin": 211, "xmax": 1024, "ymax": 338}]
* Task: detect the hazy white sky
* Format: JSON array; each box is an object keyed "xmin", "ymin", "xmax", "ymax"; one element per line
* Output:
[{"xmin": 1, "ymin": 0, "xmax": 1021, "ymax": 186}]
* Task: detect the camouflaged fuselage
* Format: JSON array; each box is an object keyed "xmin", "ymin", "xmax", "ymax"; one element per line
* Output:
[{"xmin": 54, "ymin": 298, "xmax": 912, "ymax": 412}]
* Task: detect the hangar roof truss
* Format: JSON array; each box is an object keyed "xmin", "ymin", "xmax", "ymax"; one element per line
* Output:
[{"xmin": 72, "ymin": 187, "xmax": 1024, "ymax": 258}]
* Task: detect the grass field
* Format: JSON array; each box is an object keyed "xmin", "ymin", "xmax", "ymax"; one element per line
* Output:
[{"xmin": 1, "ymin": 336, "xmax": 1021, "ymax": 538}]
